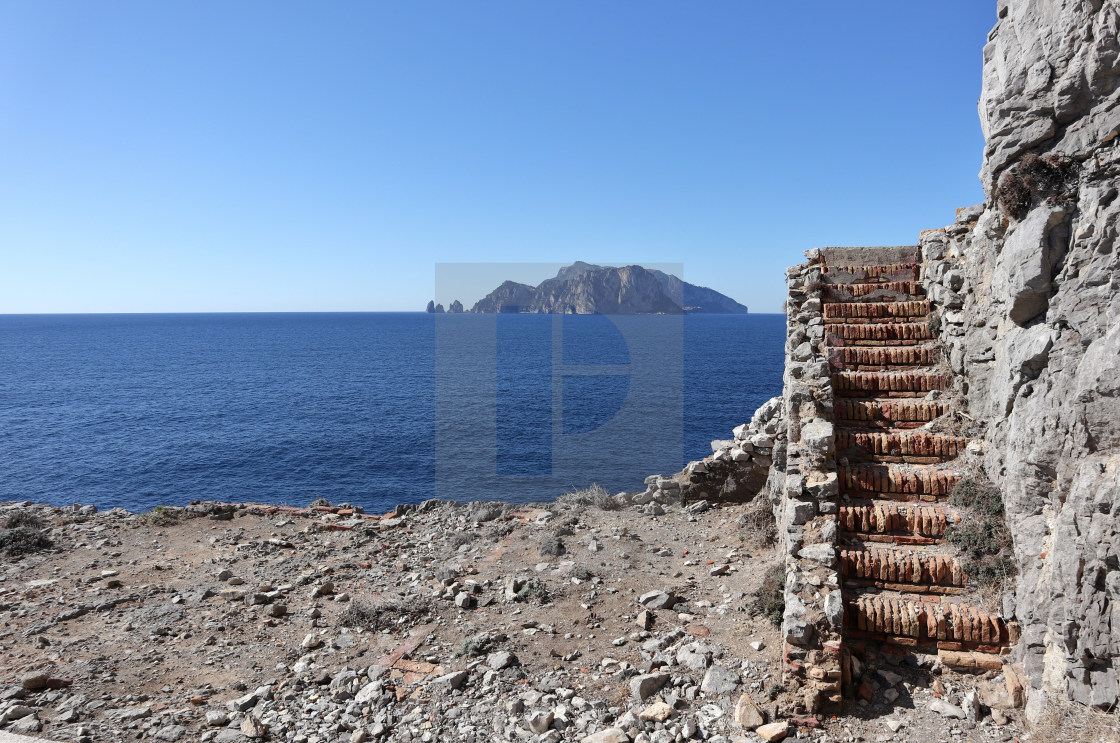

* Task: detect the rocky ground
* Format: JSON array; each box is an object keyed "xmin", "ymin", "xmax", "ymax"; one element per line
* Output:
[{"xmin": 0, "ymin": 496, "xmax": 1060, "ymax": 743}]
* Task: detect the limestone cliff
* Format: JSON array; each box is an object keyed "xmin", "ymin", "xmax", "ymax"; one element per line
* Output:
[{"xmin": 920, "ymin": 0, "xmax": 1120, "ymax": 714}]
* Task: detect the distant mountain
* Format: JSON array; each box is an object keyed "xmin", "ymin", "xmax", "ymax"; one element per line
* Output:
[{"xmin": 469, "ymin": 263, "xmax": 748, "ymax": 315}]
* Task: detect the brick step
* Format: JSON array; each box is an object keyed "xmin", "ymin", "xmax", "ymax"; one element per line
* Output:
[
  {"xmin": 823, "ymin": 300, "xmax": 931, "ymax": 320},
  {"xmin": 845, "ymin": 594, "xmax": 1013, "ymax": 647},
  {"xmin": 835, "ymin": 400, "xmax": 948, "ymax": 428},
  {"xmin": 839, "ymin": 502, "xmax": 959, "ymax": 542},
  {"xmin": 825, "ymin": 282, "xmax": 924, "ymax": 303},
  {"xmin": 833, "ymin": 371, "xmax": 951, "ymax": 396},
  {"xmin": 845, "ymin": 638, "xmax": 1008, "ymax": 672},
  {"xmin": 826, "ymin": 322, "xmax": 932, "ymax": 344},
  {"xmin": 828, "ymin": 345, "xmax": 940, "ymax": 370},
  {"xmin": 822, "ymin": 263, "xmax": 919, "ymax": 285},
  {"xmin": 839, "ymin": 547, "xmax": 967, "ymax": 589},
  {"xmin": 840, "ymin": 463, "xmax": 960, "ymax": 498},
  {"xmin": 836, "ymin": 430, "xmax": 966, "ymax": 461}
]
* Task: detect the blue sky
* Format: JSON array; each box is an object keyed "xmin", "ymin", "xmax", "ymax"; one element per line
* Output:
[{"xmin": 0, "ymin": 2, "xmax": 996, "ymax": 313}]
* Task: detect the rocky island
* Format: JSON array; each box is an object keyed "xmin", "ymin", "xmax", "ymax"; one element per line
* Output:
[{"xmin": 425, "ymin": 263, "xmax": 748, "ymax": 315}]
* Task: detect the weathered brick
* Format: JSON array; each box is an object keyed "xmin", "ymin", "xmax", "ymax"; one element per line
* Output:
[
  {"xmin": 823, "ymin": 300, "xmax": 931, "ymax": 320},
  {"xmin": 826, "ymin": 322, "xmax": 933, "ymax": 342},
  {"xmin": 845, "ymin": 596, "xmax": 1008, "ymax": 646},
  {"xmin": 829, "ymin": 345, "xmax": 940, "ymax": 369},
  {"xmin": 842, "ymin": 461, "xmax": 963, "ymax": 497},
  {"xmin": 821, "ymin": 263, "xmax": 919, "ymax": 284},
  {"xmin": 832, "ymin": 371, "xmax": 951, "ymax": 394},
  {"xmin": 824, "ymin": 281, "xmax": 923, "ymax": 302},
  {"xmin": 835, "ymin": 431, "xmax": 965, "ymax": 460}
]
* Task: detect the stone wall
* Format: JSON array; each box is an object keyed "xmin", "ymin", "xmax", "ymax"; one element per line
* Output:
[
  {"xmin": 631, "ymin": 396, "xmax": 783, "ymax": 510},
  {"xmin": 771, "ymin": 252, "xmax": 844, "ymax": 715},
  {"xmin": 916, "ymin": 0, "xmax": 1120, "ymax": 714}
]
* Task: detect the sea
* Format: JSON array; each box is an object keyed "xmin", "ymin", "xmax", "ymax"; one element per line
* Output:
[{"xmin": 0, "ymin": 313, "xmax": 785, "ymax": 514}]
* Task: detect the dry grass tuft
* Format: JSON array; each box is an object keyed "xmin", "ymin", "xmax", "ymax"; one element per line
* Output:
[
  {"xmin": 467, "ymin": 501, "xmax": 508, "ymax": 523},
  {"xmin": 738, "ymin": 495, "xmax": 777, "ymax": 550},
  {"xmin": 1028, "ymin": 694, "xmax": 1119, "ymax": 743},
  {"xmin": 557, "ymin": 483, "xmax": 621, "ymax": 511},
  {"xmin": 749, "ymin": 563, "xmax": 785, "ymax": 626},
  {"xmin": 996, "ymin": 152, "xmax": 1079, "ymax": 220},
  {"xmin": 338, "ymin": 598, "xmax": 433, "ymax": 632}
]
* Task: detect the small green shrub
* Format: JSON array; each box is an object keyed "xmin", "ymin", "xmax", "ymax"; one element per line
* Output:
[
  {"xmin": 137, "ymin": 505, "xmax": 186, "ymax": 528},
  {"xmin": 749, "ymin": 564, "xmax": 785, "ymax": 626},
  {"xmin": 2, "ymin": 511, "xmax": 45, "ymax": 530},
  {"xmin": 539, "ymin": 534, "xmax": 565, "ymax": 556},
  {"xmin": 949, "ymin": 477, "xmax": 1006, "ymax": 517},
  {"xmin": 456, "ymin": 631, "xmax": 505, "ymax": 657},
  {"xmin": 946, "ymin": 477, "xmax": 1016, "ymax": 592},
  {"xmin": 0, "ymin": 527, "xmax": 53, "ymax": 558},
  {"xmin": 514, "ymin": 577, "xmax": 549, "ymax": 603}
]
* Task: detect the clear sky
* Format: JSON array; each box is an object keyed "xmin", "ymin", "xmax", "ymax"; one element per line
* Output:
[{"xmin": 0, "ymin": 2, "xmax": 996, "ymax": 313}]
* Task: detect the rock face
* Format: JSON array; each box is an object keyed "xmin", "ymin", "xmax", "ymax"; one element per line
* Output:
[
  {"xmin": 470, "ymin": 263, "xmax": 748, "ymax": 314},
  {"xmin": 767, "ymin": 1, "xmax": 1120, "ymax": 717},
  {"xmin": 448, "ymin": 300, "xmax": 464, "ymax": 313},
  {"xmin": 914, "ymin": 0, "xmax": 1120, "ymax": 715},
  {"xmin": 424, "ymin": 301, "xmax": 446, "ymax": 314}
]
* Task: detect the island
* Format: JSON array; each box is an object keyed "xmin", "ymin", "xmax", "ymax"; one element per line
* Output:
[{"xmin": 425, "ymin": 262, "xmax": 748, "ymax": 314}]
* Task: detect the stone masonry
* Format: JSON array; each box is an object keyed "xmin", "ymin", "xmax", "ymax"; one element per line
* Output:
[{"xmin": 776, "ymin": 245, "xmax": 1022, "ymax": 714}]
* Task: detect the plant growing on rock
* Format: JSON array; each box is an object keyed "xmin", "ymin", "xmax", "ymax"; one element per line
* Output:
[
  {"xmin": 946, "ymin": 477, "xmax": 1016, "ymax": 597},
  {"xmin": 538, "ymin": 533, "xmax": 565, "ymax": 556},
  {"xmin": 0, "ymin": 510, "xmax": 52, "ymax": 557},
  {"xmin": 2, "ymin": 511, "xmax": 45, "ymax": 530},
  {"xmin": 996, "ymin": 152, "xmax": 1079, "ymax": 219},
  {"xmin": 456, "ymin": 631, "xmax": 505, "ymax": 657},
  {"xmin": 0, "ymin": 526, "xmax": 53, "ymax": 558},
  {"xmin": 140, "ymin": 504, "xmax": 186, "ymax": 528}
]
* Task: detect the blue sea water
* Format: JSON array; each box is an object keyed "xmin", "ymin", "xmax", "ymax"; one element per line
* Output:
[{"xmin": 0, "ymin": 313, "xmax": 785, "ymax": 513}]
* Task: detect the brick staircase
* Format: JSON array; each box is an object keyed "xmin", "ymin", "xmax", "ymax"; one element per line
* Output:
[{"xmin": 821, "ymin": 248, "xmax": 1017, "ymax": 674}]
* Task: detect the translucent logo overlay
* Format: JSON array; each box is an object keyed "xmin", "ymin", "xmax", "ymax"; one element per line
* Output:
[{"xmin": 434, "ymin": 263, "xmax": 685, "ymax": 503}]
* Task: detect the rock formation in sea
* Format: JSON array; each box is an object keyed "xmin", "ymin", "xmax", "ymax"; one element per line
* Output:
[
  {"xmin": 447, "ymin": 300, "xmax": 464, "ymax": 313},
  {"xmin": 424, "ymin": 301, "xmax": 446, "ymax": 313},
  {"xmin": 470, "ymin": 263, "xmax": 748, "ymax": 314}
]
